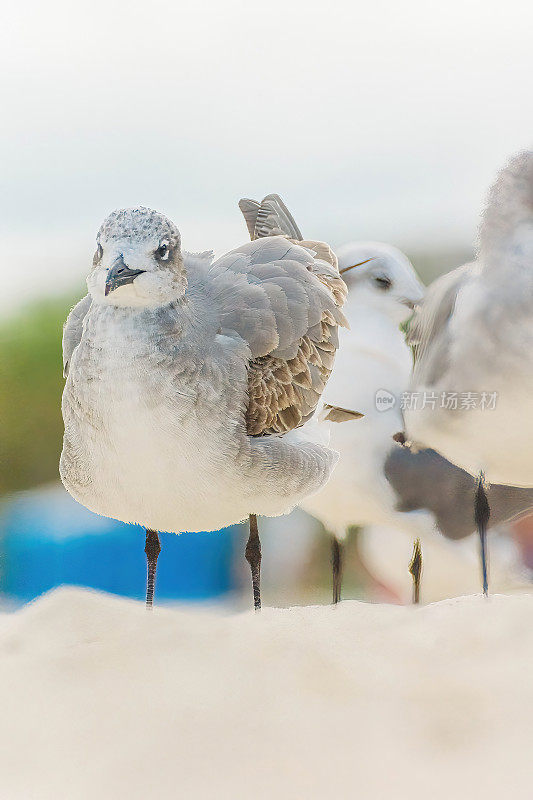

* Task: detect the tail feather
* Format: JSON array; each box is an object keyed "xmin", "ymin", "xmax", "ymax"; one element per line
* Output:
[
  {"xmin": 239, "ymin": 193, "xmax": 346, "ymax": 309},
  {"xmin": 239, "ymin": 193, "xmax": 303, "ymax": 241}
]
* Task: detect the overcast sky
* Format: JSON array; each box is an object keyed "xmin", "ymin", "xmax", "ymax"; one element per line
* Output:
[{"xmin": 1, "ymin": 0, "xmax": 532, "ymax": 312}]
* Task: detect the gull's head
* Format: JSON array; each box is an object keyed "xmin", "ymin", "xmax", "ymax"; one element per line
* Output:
[
  {"xmin": 336, "ymin": 241, "xmax": 424, "ymax": 325},
  {"xmin": 87, "ymin": 207, "xmax": 186, "ymax": 308}
]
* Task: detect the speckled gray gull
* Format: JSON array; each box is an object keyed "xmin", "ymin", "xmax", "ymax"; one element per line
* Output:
[
  {"xmin": 405, "ymin": 150, "xmax": 533, "ymax": 594},
  {"xmin": 60, "ymin": 204, "xmax": 348, "ymax": 609}
]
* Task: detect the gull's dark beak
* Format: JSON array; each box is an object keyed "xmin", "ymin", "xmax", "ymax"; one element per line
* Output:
[{"xmin": 105, "ymin": 255, "xmax": 146, "ymax": 296}]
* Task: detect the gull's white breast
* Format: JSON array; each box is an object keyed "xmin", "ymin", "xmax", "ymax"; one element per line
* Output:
[{"xmin": 60, "ymin": 305, "xmax": 252, "ymax": 532}]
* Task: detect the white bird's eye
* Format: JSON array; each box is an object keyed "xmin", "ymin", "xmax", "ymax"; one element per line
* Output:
[{"xmin": 156, "ymin": 241, "xmax": 170, "ymax": 261}]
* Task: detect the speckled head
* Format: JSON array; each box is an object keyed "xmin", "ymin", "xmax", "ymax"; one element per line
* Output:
[{"xmin": 88, "ymin": 207, "xmax": 187, "ymax": 309}]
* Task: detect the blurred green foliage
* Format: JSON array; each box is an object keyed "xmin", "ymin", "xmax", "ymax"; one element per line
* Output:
[{"xmin": 0, "ymin": 294, "xmax": 81, "ymax": 495}]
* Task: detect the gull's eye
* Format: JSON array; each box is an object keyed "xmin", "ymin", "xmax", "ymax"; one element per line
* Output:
[
  {"xmin": 93, "ymin": 243, "xmax": 103, "ymax": 265},
  {"xmin": 156, "ymin": 241, "xmax": 170, "ymax": 261},
  {"xmin": 374, "ymin": 275, "xmax": 392, "ymax": 291}
]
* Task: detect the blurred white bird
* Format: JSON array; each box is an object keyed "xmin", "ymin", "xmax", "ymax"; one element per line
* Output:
[
  {"xmin": 60, "ymin": 204, "xmax": 348, "ymax": 609},
  {"xmin": 405, "ymin": 151, "xmax": 533, "ymax": 593}
]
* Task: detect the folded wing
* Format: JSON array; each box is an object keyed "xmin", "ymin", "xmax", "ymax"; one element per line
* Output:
[
  {"xmin": 408, "ymin": 263, "xmax": 472, "ymax": 385},
  {"xmin": 62, "ymin": 294, "xmax": 92, "ymax": 377},
  {"xmin": 210, "ymin": 235, "xmax": 347, "ymax": 435}
]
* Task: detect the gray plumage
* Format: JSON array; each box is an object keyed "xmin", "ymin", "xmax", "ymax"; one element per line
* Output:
[
  {"xmin": 405, "ymin": 151, "xmax": 533, "ymax": 486},
  {"xmin": 236, "ymin": 195, "xmax": 347, "ymax": 433},
  {"xmin": 385, "ymin": 444, "xmax": 533, "ymax": 540},
  {"xmin": 239, "ymin": 194, "xmax": 303, "ymax": 241},
  {"xmin": 62, "ymin": 294, "xmax": 92, "ymax": 377},
  {"xmin": 60, "ymin": 206, "xmax": 346, "ymax": 533},
  {"xmin": 406, "ymin": 263, "xmax": 471, "ymax": 384}
]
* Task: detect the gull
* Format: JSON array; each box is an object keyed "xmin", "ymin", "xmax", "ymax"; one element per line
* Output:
[
  {"xmin": 60, "ymin": 204, "xmax": 348, "ymax": 610},
  {"xmin": 405, "ymin": 151, "xmax": 533, "ymax": 594}
]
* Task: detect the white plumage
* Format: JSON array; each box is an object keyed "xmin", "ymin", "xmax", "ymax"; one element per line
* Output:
[{"xmin": 300, "ymin": 241, "xmax": 425, "ymax": 538}]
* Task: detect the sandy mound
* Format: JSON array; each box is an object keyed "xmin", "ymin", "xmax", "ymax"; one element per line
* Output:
[{"xmin": 0, "ymin": 588, "xmax": 531, "ymax": 799}]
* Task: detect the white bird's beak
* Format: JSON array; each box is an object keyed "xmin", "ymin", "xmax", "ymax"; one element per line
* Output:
[{"xmin": 339, "ymin": 258, "xmax": 376, "ymax": 275}]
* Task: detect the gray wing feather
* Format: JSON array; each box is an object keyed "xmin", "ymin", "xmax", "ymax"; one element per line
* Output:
[
  {"xmin": 62, "ymin": 294, "xmax": 92, "ymax": 377},
  {"xmin": 408, "ymin": 263, "xmax": 471, "ymax": 384},
  {"xmin": 211, "ymin": 237, "xmax": 346, "ymax": 359},
  {"xmin": 239, "ymin": 194, "xmax": 303, "ymax": 241},
  {"xmin": 210, "ymin": 234, "xmax": 347, "ymax": 435},
  {"xmin": 385, "ymin": 445, "xmax": 533, "ymax": 540}
]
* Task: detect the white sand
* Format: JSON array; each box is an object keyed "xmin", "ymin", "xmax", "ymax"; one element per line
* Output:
[{"xmin": 0, "ymin": 589, "xmax": 532, "ymax": 800}]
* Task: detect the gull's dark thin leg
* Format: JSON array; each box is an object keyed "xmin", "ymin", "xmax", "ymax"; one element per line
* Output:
[
  {"xmin": 245, "ymin": 514, "xmax": 262, "ymax": 611},
  {"xmin": 409, "ymin": 538, "xmax": 423, "ymax": 604},
  {"xmin": 331, "ymin": 535, "xmax": 344, "ymax": 604},
  {"xmin": 474, "ymin": 472, "xmax": 490, "ymax": 597},
  {"xmin": 145, "ymin": 529, "xmax": 161, "ymax": 609}
]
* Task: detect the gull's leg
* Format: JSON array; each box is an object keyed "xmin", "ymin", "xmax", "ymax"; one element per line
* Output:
[
  {"xmin": 331, "ymin": 534, "xmax": 344, "ymax": 604},
  {"xmin": 474, "ymin": 472, "xmax": 490, "ymax": 597},
  {"xmin": 246, "ymin": 514, "xmax": 262, "ymax": 611},
  {"xmin": 409, "ymin": 538, "xmax": 423, "ymax": 604},
  {"xmin": 145, "ymin": 529, "xmax": 161, "ymax": 609}
]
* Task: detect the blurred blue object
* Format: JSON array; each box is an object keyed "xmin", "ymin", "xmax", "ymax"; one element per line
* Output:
[{"xmin": 0, "ymin": 484, "xmax": 240, "ymax": 604}]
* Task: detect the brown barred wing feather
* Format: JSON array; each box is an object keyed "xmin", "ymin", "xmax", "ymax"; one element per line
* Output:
[{"xmin": 210, "ymin": 233, "xmax": 347, "ymax": 436}]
